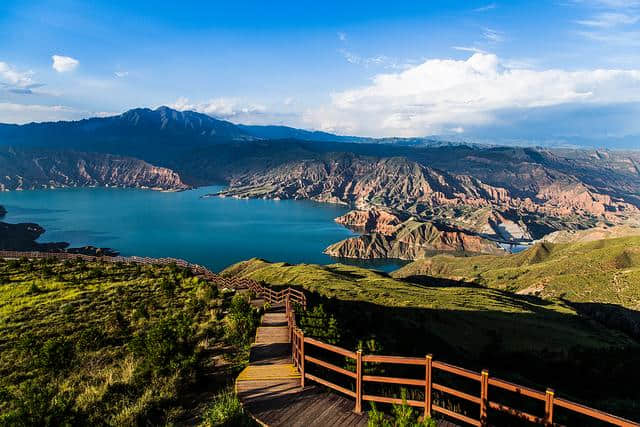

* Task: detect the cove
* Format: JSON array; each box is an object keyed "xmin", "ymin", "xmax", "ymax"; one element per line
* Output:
[{"xmin": 0, "ymin": 186, "xmax": 406, "ymax": 272}]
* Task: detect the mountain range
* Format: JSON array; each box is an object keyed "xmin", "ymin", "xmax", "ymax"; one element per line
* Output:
[{"xmin": 2, "ymin": 106, "xmax": 640, "ymax": 260}]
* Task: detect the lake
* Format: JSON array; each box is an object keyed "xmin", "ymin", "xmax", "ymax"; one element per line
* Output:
[{"xmin": 0, "ymin": 187, "xmax": 406, "ymax": 272}]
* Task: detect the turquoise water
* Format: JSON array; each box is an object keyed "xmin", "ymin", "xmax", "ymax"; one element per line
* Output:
[{"xmin": 0, "ymin": 187, "xmax": 405, "ymax": 272}]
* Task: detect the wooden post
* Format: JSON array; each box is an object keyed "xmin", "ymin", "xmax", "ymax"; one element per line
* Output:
[
  {"xmin": 300, "ymin": 330, "xmax": 305, "ymax": 388},
  {"xmin": 544, "ymin": 388, "xmax": 554, "ymax": 426},
  {"xmin": 355, "ymin": 349, "xmax": 363, "ymax": 414},
  {"xmin": 480, "ymin": 370, "xmax": 489, "ymax": 426},
  {"xmin": 425, "ymin": 354, "xmax": 433, "ymax": 419}
]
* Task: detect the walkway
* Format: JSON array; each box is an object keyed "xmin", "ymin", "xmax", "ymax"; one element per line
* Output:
[{"xmin": 236, "ymin": 303, "xmax": 369, "ymax": 426}]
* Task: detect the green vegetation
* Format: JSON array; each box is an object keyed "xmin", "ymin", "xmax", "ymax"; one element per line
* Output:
[
  {"xmin": 368, "ymin": 390, "xmax": 437, "ymax": 427},
  {"xmin": 392, "ymin": 236, "xmax": 640, "ymax": 309},
  {"xmin": 223, "ymin": 257, "xmax": 640, "ymax": 420},
  {"xmin": 223, "ymin": 258, "xmax": 632, "ymax": 354},
  {"xmin": 0, "ymin": 257, "xmax": 258, "ymax": 426},
  {"xmin": 202, "ymin": 387, "xmax": 253, "ymax": 427}
]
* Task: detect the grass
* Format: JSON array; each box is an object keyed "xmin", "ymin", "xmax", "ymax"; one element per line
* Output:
[
  {"xmin": 222, "ymin": 258, "xmax": 633, "ymax": 354},
  {"xmin": 222, "ymin": 257, "xmax": 640, "ymax": 420},
  {"xmin": 392, "ymin": 236, "xmax": 640, "ymax": 310},
  {"xmin": 0, "ymin": 257, "xmax": 258, "ymax": 426}
]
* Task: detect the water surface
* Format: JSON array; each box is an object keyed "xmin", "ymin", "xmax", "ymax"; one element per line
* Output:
[{"xmin": 0, "ymin": 187, "xmax": 405, "ymax": 272}]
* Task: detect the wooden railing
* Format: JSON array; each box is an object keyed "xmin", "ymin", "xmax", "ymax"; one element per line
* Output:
[{"xmin": 250, "ymin": 282, "xmax": 640, "ymax": 427}]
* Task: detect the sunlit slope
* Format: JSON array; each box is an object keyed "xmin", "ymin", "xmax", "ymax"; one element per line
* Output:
[
  {"xmin": 222, "ymin": 258, "xmax": 635, "ymax": 355},
  {"xmin": 392, "ymin": 236, "xmax": 640, "ymax": 309}
]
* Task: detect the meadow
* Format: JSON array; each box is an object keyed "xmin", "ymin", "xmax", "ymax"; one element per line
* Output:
[{"xmin": 0, "ymin": 257, "xmax": 258, "ymax": 426}]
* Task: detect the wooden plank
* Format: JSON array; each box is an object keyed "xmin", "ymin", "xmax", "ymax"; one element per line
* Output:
[
  {"xmin": 433, "ymin": 361, "xmax": 481, "ymax": 381},
  {"xmin": 363, "ymin": 374, "xmax": 425, "ymax": 387},
  {"xmin": 306, "ymin": 373, "xmax": 356, "ymax": 398},
  {"xmin": 304, "ymin": 337, "xmax": 356, "ymax": 359},
  {"xmin": 363, "ymin": 394, "xmax": 424, "ymax": 408},
  {"xmin": 362, "ymin": 354, "xmax": 425, "ymax": 365},
  {"xmin": 432, "ymin": 382, "xmax": 481, "ymax": 404},
  {"xmin": 306, "ymin": 355, "xmax": 357, "ymax": 379},
  {"xmin": 488, "ymin": 377, "xmax": 546, "ymax": 401}
]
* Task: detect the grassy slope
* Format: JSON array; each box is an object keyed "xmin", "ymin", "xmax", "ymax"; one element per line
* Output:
[
  {"xmin": 392, "ymin": 236, "xmax": 640, "ymax": 309},
  {"xmin": 0, "ymin": 257, "xmax": 253, "ymax": 426},
  {"xmin": 223, "ymin": 258, "xmax": 640, "ymax": 419},
  {"xmin": 222, "ymin": 259, "xmax": 633, "ymax": 355}
]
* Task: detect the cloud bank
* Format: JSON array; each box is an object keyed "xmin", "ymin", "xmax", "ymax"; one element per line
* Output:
[{"xmin": 303, "ymin": 53, "xmax": 640, "ymax": 137}]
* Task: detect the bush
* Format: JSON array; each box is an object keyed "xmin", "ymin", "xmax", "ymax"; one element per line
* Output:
[
  {"xmin": 76, "ymin": 325, "xmax": 107, "ymax": 351},
  {"xmin": 367, "ymin": 390, "xmax": 437, "ymax": 427},
  {"xmin": 224, "ymin": 294, "xmax": 258, "ymax": 347},
  {"xmin": 202, "ymin": 387, "xmax": 253, "ymax": 427},
  {"xmin": 37, "ymin": 337, "xmax": 75, "ymax": 372},
  {"xmin": 299, "ymin": 304, "xmax": 340, "ymax": 344},
  {"xmin": 129, "ymin": 314, "xmax": 196, "ymax": 375},
  {"xmin": 0, "ymin": 378, "xmax": 75, "ymax": 427}
]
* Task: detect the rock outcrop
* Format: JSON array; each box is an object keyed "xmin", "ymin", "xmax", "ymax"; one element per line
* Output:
[
  {"xmin": 0, "ymin": 221, "xmax": 68, "ymax": 252},
  {"xmin": 324, "ymin": 219, "xmax": 504, "ymax": 260},
  {"xmin": 0, "ymin": 149, "xmax": 189, "ymax": 191},
  {"xmin": 334, "ymin": 209, "xmax": 405, "ymax": 235}
]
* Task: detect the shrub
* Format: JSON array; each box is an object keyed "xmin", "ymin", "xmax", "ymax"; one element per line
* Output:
[
  {"xmin": 76, "ymin": 325, "xmax": 107, "ymax": 351},
  {"xmin": 202, "ymin": 387, "xmax": 253, "ymax": 427},
  {"xmin": 0, "ymin": 378, "xmax": 75, "ymax": 427},
  {"xmin": 368, "ymin": 402, "xmax": 392, "ymax": 427},
  {"xmin": 129, "ymin": 314, "xmax": 196, "ymax": 375},
  {"xmin": 299, "ymin": 304, "xmax": 341, "ymax": 344},
  {"xmin": 37, "ymin": 337, "xmax": 75, "ymax": 372},
  {"xmin": 224, "ymin": 294, "xmax": 258, "ymax": 347}
]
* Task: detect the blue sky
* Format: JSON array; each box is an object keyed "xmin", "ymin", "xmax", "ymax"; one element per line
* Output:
[{"xmin": 1, "ymin": 0, "xmax": 640, "ymax": 145}]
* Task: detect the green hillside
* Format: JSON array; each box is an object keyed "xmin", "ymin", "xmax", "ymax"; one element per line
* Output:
[
  {"xmin": 223, "ymin": 258, "xmax": 640, "ymax": 419},
  {"xmin": 0, "ymin": 257, "xmax": 257, "ymax": 426},
  {"xmin": 392, "ymin": 236, "xmax": 640, "ymax": 310},
  {"xmin": 222, "ymin": 258, "xmax": 633, "ymax": 355}
]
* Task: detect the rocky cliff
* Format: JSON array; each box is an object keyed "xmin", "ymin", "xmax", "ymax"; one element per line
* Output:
[
  {"xmin": 324, "ymin": 219, "xmax": 504, "ymax": 260},
  {"xmin": 0, "ymin": 149, "xmax": 188, "ymax": 191},
  {"xmin": 216, "ymin": 153, "xmax": 638, "ymax": 241}
]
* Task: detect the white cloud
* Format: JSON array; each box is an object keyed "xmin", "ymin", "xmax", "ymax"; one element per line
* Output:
[
  {"xmin": 576, "ymin": 12, "xmax": 639, "ymax": 27},
  {"xmin": 452, "ymin": 46, "xmax": 488, "ymax": 54},
  {"xmin": 169, "ymin": 97, "xmax": 266, "ymax": 119},
  {"xmin": 337, "ymin": 32, "xmax": 347, "ymax": 41},
  {"xmin": 0, "ymin": 102, "xmax": 79, "ymax": 123},
  {"xmin": 114, "ymin": 71, "xmax": 129, "ymax": 78},
  {"xmin": 303, "ymin": 53, "xmax": 640, "ymax": 137},
  {"xmin": 474, "ymin": 3, "xmax": 497, "ymax": 12},
  {"xmin": 0, "ymin": 62, "xmax": 35, "ymax": 88},
  {"xmin": 52, "ymin": 55, "xmax": 79, "ymax": 72}
]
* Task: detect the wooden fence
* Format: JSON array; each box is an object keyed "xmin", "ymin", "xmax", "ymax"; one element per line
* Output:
[{"xmin": 248, "ymin": 282, "xmax": 640, "ymax": 427}]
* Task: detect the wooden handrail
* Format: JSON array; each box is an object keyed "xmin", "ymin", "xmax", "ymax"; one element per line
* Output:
[{"xmin": 247, "ymin": 276, "xmax": 639, "ymax": 426}]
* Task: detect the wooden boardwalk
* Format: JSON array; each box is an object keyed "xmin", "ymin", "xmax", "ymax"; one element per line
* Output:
[{"xmin": 236, "ymin": 303, "xmax": 369, "ymax": 426}]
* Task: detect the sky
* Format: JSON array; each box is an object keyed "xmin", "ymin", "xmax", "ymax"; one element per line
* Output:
[{"xmin": 1, "ymin": 0, "xmax": 640, "ymax": 146}]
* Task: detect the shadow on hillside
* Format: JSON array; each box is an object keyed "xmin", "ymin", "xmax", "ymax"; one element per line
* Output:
[
  {"xmin": 569, "ymin": 301, "xmax": 640, "ymax": 341},
  {"xmin": 324, "ymin": 265, "xmax": 369, "ymax": 280},
  {"xmin": 398, "ymin": 274, "xmax": 484, "ymax": 289}
]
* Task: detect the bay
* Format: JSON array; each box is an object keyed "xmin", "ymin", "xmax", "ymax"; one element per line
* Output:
[{"xmin": 0, "ymin": 186, "xmax": 406, "ymax": 272}]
